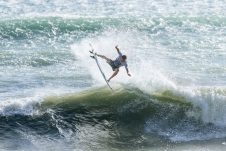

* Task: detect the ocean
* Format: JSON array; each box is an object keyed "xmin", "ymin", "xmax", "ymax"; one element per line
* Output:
[{"xmin": 1, "ymin": 0, "xmax": 226, "ymax": 150}]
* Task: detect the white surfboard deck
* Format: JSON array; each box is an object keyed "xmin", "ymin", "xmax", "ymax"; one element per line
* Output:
[{"xmin": 89, "ymin": 45, "xmax": 113, "ymax": 91}]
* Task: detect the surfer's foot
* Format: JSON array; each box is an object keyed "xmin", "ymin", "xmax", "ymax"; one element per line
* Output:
[{"xmin": 107, "ymin": 79, "xmax": 110, "ymax": 82}]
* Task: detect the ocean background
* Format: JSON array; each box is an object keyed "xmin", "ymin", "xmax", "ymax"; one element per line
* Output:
[{"xmin": 1, "ymin": 0, "xmax": 226, "ymax": 150}]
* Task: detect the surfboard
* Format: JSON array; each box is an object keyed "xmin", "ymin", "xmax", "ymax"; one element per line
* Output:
[{"xmin": 89, "ymin": 44, "xmax": 113, "ymax": 91}]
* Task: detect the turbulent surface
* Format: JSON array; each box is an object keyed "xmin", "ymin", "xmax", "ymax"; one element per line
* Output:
[{"xmin": 1, "ymin": 0, "xmax": 226, "ymax": 151}]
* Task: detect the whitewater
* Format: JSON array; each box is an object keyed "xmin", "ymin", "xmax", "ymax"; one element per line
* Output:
[{"xmin": 1, "ymin": 0, "xmax": 226, "ymax": 151}]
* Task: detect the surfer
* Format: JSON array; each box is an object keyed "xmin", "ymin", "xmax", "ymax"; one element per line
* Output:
[{"xmin": 96, "ymin": 46, "xmax": 131, "ymax": 82}]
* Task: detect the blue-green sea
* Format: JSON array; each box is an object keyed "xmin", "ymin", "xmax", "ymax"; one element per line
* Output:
[{"xmin": 1, "ymin": 0, "xmax": 226, "ymax": 150}]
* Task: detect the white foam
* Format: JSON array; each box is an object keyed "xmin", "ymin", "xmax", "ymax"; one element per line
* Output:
[
  {"xmin": 0, "ymin": 96, "xmax": 41, "ymax": 116},
  {"xmin": 70, "ymin": 30, "xmax": 135, "ymax": 86},
  {"xmin": 182, "ymin": 86, "xmax": 226, "ymax": 127},
  {"xmin": 0, "ymin": 87, "xmax": 80, "ymax": 116}
]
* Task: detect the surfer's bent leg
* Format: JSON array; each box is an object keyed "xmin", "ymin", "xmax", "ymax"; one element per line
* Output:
[
  {"xmin": 107, "ymin": 68, "xmax": 119, "ymax": 82},
  {"xmin": 96, "ymin": 54, "xmax": 111, "ymax": 62}
]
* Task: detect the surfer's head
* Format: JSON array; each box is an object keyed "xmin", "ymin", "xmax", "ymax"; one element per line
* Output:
[{"xmin": 122, "ymin": 55, "xmax": 127, "ymax": 61}]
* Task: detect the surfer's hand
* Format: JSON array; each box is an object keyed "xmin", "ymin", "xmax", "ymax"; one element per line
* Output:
[
  {"xmin": 128, "ymin": 73, "xmax": 131, "ymax": 77},
  {"xmin": 115, "ymin": 45, "xmax": 119, "ymax": 51}
]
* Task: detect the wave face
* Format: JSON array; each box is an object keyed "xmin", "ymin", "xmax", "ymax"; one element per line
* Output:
[
  {"xmin": 1, "ymin": 86, "xmax": 226, "ymax": 151},
  {"xmin": 2, "ymin": 0, "xmax": 226, "ymax": 151}
]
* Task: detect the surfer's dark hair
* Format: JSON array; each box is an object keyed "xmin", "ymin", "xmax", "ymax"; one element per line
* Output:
[{"xmin": 122, "ymin": 55, "xmax": 127, "ymax": 60}]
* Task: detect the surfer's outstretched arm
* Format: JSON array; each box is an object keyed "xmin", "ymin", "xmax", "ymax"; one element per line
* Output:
[
  {"xmin": 107, "ymin": 69, "xmax": 119, "ymax": 82},
  {"xmin": 115, "ymin": 45, "xmax": 120, "ymax": 52},
  {"xmin": 115, "ymin": 45, "xmax": 122, "ymax": 55},
  {"xmin": 125, "ymin": 67, "xmax": 131, "ymax": 76}
]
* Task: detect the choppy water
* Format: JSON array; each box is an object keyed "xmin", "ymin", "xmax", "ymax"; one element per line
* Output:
[{"xmin": 1, "ymin": 0, "xmax": 226, "ymax": 151}]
